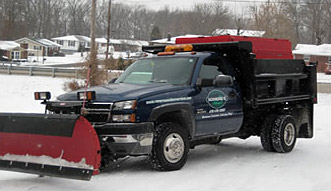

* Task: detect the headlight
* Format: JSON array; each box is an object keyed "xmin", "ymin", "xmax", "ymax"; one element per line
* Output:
[
  {"xmin": 77, "ymin": 91, "xmax": 96, "ymax": 101},
  {"xmin": 113, "ymin": 100, "xmax": 137, "ymax": 110},
  {"xmin": 112, "ymin": 114, "xmax": 136, "ymax": 122},
  {"xmin": 34, "ymin": 92, "xmax": 51, "ymax": 100}
]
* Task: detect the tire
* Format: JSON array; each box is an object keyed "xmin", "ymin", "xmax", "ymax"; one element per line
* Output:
[
  {"xmin": 260, "ymin": 115, "xmax": 277, "ymax": 152},
  {"xmin": 271, "ymin": 115, "xmax": 297, "ymax": 153},
  {"xmin": 210, "ymin": 136, "xmax": 222, "ymax": 145},
  {"xmin": 150, "ymin": 122, "xmax": 189, "ymax": 171}
]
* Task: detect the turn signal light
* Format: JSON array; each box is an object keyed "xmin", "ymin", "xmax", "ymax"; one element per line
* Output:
[
  {"xmin": 34, "ymin": 92, "xmax": 51, "ymax": 100},
  {"xmin": 157, "ymin": 52, "xmax": 176, "ymax": 56},
  {"xmin": 77, "ymin": 91, "xmax": 96, "ymax": 101},
  {"xmin": 165, "ymin": 44, "xmax": 193, "ymax": 52}
]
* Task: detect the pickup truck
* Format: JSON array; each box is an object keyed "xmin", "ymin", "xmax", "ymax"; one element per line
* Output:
[
  {"xmin": 45, "ymin": 42, "xmax": 317, "ymax": 170},
  {"xmin": 0, "ymin": 42, "xmax": 317, "ymax": 180}
]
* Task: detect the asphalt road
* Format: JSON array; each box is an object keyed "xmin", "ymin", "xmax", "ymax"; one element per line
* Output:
[{"xmin": 318, "ymin": 83, "xmax": 331, "ymax": 94}]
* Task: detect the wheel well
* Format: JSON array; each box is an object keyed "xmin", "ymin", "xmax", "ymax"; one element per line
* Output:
[{"xmin": 154, "ymin": 110, "xmax": 193, "ymax": 139}]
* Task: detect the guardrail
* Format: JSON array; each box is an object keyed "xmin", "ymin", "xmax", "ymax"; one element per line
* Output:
[{"xmin": 0, "ymin": 65, "xmax": 80, "ymax": 78}]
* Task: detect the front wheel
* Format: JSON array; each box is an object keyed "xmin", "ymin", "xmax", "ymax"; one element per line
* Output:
[{"xmin": 150, "ymin": 122, "xmax": 189, "ymax": 171}]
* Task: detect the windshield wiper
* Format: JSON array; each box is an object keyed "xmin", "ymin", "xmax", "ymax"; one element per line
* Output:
[
  {"xmin": 157, "ymin": 80, "xmax": 168, "ymax": 83},
  {"xmin": 149, "ymin": 79, "xmax": 168, "ymax": 83}
]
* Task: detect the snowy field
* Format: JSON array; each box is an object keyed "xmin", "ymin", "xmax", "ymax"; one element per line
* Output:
[
  {"xmin": 12, "ymin": 52, "xmax": 135, "ymax": 67},
  {"xmin": 317, "ymin": 73, "xmax": 331, "ymax": 84},
  {"xmin": 0, "ymin": 75, "xmax": 330, "ymax": 191}
]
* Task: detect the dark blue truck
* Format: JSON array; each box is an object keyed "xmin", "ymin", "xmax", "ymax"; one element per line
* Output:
[{"xmin": 0, "ymin": 42, "xmax": 317, "ymax": 180}]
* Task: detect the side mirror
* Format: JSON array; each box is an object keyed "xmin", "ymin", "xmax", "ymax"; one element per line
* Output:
[
  {"xmin": 108, "ymin": 78, "xmax": 118, "ymax": 84},
  {"xmin": 213, "ymin": 75, "xmax": 233, "ymax": 87}
]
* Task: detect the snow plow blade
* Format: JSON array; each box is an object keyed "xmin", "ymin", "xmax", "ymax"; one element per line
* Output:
[{"xmin": 0, "ymin": 113, "xmax": 101, "ymax": 181}]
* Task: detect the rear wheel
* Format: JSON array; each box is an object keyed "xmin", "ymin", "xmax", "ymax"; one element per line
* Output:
[
  {"xmin": 150, "ymin": 122, "xmax": 189, "ymax": 171},
  {"xmin": 271, "ymin": 115, "xmax": 297, "ymax": 153},
  {"xmin": 260, "ymin": 115, "xmax": 277, "ymax": 152}
]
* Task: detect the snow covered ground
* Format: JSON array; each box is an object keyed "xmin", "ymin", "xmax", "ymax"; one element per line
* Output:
[
  {"xmin": 11, "ymin": 52, "xmax": 136, "ymax": 67},
  {"xmin": 19, "ymin": 53, "xmax": 86, "ymax": 66},
  {"xmin": 317, "ymin": 73, "xmax": 331, "ymax": 84},
  {"xmin": 0, "ymin": 75, "xmax": 330, "ymax": 191}
]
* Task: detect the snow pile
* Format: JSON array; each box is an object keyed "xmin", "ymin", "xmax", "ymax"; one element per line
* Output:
[
  {"xmin": 0, "ymin": 75, "xmax": 67, "ymax": 113},
  {"xmin": 0, "ymin": 154, "xmax": 93, "ymax": 170},
  {"xmin": 0, "ymin": 74, "xmax": 330, "ymax": 191},
  {"xmin": 19, "ymin": 53, "xmax": 87, "ymax": 66},
  {"xmin": 317, "ymin": 73, "xmax": 331, "ymax": 83}
]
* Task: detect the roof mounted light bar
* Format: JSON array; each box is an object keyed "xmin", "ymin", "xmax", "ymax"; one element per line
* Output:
[{"xmin": 142, "ymin": 41, "xmax": 253, "ymax": 55}]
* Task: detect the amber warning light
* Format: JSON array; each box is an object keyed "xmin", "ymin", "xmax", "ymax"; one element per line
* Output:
[{"xmin": 165, "ymin": 44, "xmax": 193, "ymax": 52}]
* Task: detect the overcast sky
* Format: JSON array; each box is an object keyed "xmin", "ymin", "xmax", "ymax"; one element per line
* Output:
[{"xmin": 115, "ymin": 0, "xmax": 267, "ymax": 13}]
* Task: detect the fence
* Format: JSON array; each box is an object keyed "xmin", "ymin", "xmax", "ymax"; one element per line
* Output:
[{"xmin": 0, "ymin": 65, "xmax": 80, "ymax": 78}]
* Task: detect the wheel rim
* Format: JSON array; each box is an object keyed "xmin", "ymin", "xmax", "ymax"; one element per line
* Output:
[
  {"xmin": 284, "ymin": 123, "xmax": 295, "ymax": 146},
  {"xmin": 163, "ymin": 133, "xmax": 185, "ymax": 163}
]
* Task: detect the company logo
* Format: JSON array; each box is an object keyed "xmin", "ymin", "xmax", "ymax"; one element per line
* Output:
[{"xmin": 206, "ymin": 90, "xmax": 227, "ymax": 109}]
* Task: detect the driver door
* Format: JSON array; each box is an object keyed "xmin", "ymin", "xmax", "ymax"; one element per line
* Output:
[{"xmin": 194, "ymin": 59, "xmax": 243, "ymax": 136}]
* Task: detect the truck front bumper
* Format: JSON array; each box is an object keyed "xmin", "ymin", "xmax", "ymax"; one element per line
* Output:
[{"xmin": 95, "ymin": 122, "xmax": 154, "ymax": 156}]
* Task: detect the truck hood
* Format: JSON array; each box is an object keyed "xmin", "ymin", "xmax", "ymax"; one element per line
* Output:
[{"xmin": 57, "ymin": 83, "xmax": 187, "ymax": 102}]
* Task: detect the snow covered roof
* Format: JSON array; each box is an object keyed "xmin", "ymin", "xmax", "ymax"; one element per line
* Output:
[
  {"xmin": 52, "ymin": 35, "xmax": 91, "ymax": 43},
  {"xmin": 96, "ymin": 38, "xmax": 107, "ymax": 44},
  {"xmin": 38, "ymin": 39, "xmax": 61, "ymax": 47},
  {"xmin": 15, "ymin": 37, "xmax": 61, "ymax": 47},
  {"xmin": 293, "ymin": 44, "xmax": 331, "ymax": 57},
  {"xmin": 151, "ymin": 34, "xmax": 207, "ymax": 44},
  {"xmin": 0, "ymin": 41, "xmax": 20, "ymax": 51},
  {"xmin": 213, "ymin": 29, "xmax": 265, "ymax": 37},
  {"xmin": 52, "ymin": 36, "xmax": 148, "ymax": 47}
]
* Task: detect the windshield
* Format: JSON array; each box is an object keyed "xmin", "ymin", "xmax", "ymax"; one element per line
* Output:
[{"xmin": 115, "ymin": 57, "xmax": 197, "ymax": 85}]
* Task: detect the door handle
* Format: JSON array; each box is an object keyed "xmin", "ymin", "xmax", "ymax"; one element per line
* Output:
[{"xmin": 229, "ymin": 90, "xmax": 236, "ymax": 97}]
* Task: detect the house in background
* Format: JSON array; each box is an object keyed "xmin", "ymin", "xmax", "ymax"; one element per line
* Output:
[
  {"xmin": 0, "ymin": 41, "xmax": 27, "ymax": 61},
  {"xmin": 52, "ymin": 35, "xmax": 91, "ymax": 54},
  {"xmin": 212, "ymin": 29, "xmax": 266, "ymax": 37},
  {"xmin": 150, "ymin": 34, "xmax": 206, "ymax": 45},
  {"xmin": 293, "ymin": 44, "xmax": 331, "ymax": 73},
  {"xmin": 15, "ymin": 38, "xmax": 61, "ymax": 57},
  {"xmin": 96, "ymin": 38, "xmax": 149, "ymax": 52},
  {"xmin": 52, "ymin": 35, "xmax": 149, "ymax": 54}
]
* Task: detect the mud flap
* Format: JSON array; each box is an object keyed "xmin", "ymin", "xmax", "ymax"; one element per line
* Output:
[{"xmin": 0, "ymin": 113, "xmax": 101, "ymax": 181}]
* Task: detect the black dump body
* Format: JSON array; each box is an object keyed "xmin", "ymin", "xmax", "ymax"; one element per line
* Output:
[
  {"xmin": 144, "ymin": 41, "xmax": 317, "ymax": 107},
  {"xmin": 232, "ymin": 53, "xmax": 317, "ymax": 108},
  {"xmin": 144, "ymin": 41, "xmax": 317, "ymax": 139},
  {"xmin": 188, "ymin": 41, "xmax": 316, "ymax": 139},
  {"xmin": 192, "ymin": 42, "xmax": 316, "ymax": 107}
]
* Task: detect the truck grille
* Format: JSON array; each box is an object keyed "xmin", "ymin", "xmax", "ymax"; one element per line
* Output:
[{"xmin": 84, "ymin": 103, "xmax": 112, "ymax": 124}]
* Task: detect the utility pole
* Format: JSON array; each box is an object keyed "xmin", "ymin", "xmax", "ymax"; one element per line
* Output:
[
  {"xmin": 89, "ymin": 0, "xmax": 98, "ymax": 86},
  {"xmin": 106, "ymin": 0, "xmax": 112, "ymax": 60}
]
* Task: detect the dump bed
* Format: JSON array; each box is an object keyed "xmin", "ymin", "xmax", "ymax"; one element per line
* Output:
[
  {"xmin": 244, "ymin": 59, "xmax": 317, "ymax": 107},
  {"xmin": 188, "ymin": 41, "xmax": 316, "ymax": 107},
  {"xmin": 143, "ymin": 41, "xmax": 317, "ymax": 107}
]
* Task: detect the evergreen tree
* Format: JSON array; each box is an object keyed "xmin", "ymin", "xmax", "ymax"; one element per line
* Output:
[{"xmin": 150, "ymin": 26, "xmax": 162, "ymax": 40}]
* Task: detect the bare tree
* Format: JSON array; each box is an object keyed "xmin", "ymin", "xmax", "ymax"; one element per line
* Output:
[
  {"xmin": 0, "ymin": 0, "xmax": 28, "ymax": 40},
  {"xmin": 251, "ymin": 1, "xmax": 296, "ymax": 45},
  {"xmin": 324, "ymin": 0, "xmax": 331, "ymax": 43},
  {"xmin": 302, "ymin": 0, "xmax": 328, "ymax": 44},
  {"xmin": 282, "ymin": 0, "xmax": 304, "ymax": 45},
  {"xmin": 67, "ymin": 0, "xmax": 90, "ymax": 36}
]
